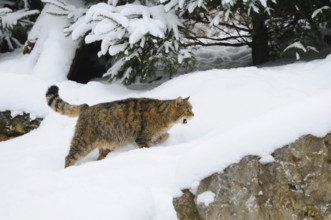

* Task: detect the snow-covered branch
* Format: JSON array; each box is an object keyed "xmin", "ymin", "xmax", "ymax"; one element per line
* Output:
[
  {"xmin": 42, "ymin": 0, "xmax": 86, "ymax": 22},
  {"xmin": 0, "ymin": 8, "xmax": 39, "ymax": 29},
  {"xmin": 283, "ymin": 41, "xmax": 319, "ymax": 60},
  {"xmin": 0, "ymin": 7, "xmax": 39, "ymax": 51},
  {"xmin": 69, "ymin": 3, "xmax": 181, "ymax": 49},
  {"xmin": 312, "ymin": 6, "xmax": 330, "ymax": 19}
]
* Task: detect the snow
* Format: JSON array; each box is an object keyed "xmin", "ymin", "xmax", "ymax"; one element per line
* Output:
[
  {"xmin": 2, "ymin": 51, "xmax": 331, "ymax": 220},
  {"xmin": 284, "ymin": 41, "xmax": 307, "ymax": 53},
  {"xmin": 27, "ymin": 3, "xmax": 80, "ymax": 83},
  {"xmin": 0, "ymin": 8, "xmax": 39, "ymax": 29},
  {"xmin": 73, "ymin": 3, "xmax": 180, "ymax": 47},
  {"xmin": 259, "ymin": 0, "xmax": 268, "ymax": 8},
  {"xmin": 259, "ymin": 154, "xmax": 275, "ymax": 164},
  {"xmin": 197, "ymin": 191, "xmax": 215, "ymax": 206},
  {"xmin": 312, "ymin": 6, "xmax": 330, "ymax": 19},
  {"xmin": 128, "ymin": 17, "xmax": 165, "ymax": 44},
  {"xmin": 2, "ymin": 9, "xmax": 331, "ymax": 220},
  {"xmin": 195, "ymin": 45, "xmax": 251, "ymax": 70}
]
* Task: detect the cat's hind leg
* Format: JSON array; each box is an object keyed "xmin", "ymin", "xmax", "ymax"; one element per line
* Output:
[
  {"xmin": 65, "ymin": 140, "xmax": 94, "ymax": 168},
  {"xmin": 97, "ymin": 148, "xmax": 111, "ymax": 160}
]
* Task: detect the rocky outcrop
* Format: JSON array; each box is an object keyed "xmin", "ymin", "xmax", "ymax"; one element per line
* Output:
[
  {"xmin": 0, "ymin": 111, "xmax": 42, "ymax": 141},
  {"xmin": 173, "ymin": 133, "xmax": 331, "ymax": 220}
]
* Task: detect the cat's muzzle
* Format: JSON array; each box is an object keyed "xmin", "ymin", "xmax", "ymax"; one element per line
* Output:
[{"xmin": 183, "ymin": 119, "xmax": 187, "ymax": 124}]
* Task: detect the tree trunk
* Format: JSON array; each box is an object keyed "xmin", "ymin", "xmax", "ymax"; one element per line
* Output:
[{"xmin": 251, "ymin": 14, "xmax": 270, "ymax": 65}]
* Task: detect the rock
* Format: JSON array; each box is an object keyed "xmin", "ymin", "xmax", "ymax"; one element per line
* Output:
[
  {"xmin": 22, "ymin": 39, "xmax": 36, "ymax": 54},
  {"xmin": 173, "ymin": 133, "xmax": 331, "ymax": 220},
  {"xmin": 0, "ymin": 111, "xmax": 42, "ymax": 141},
  {"xmin": 173, "ymin": 189, "xmax": 203, "ymax": 220}
]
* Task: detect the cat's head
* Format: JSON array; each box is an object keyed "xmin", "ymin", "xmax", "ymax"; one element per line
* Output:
[{"xmin": 173, "ymin": 96, "xmax": 194, "ymax": 124}]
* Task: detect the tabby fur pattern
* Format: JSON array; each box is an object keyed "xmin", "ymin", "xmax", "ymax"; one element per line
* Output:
[{"xmin": 46, "ymin": 85, "xmax": 194, "ymax": 167}]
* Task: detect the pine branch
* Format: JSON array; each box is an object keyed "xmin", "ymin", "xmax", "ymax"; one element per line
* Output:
[
  {"xmin": 46, "ymin": 11, "xmax": 68, "ymax": 16},
  {"xmin": 185, "ymin": 35, "xmax": 251, "ymax": 42},
  {"xmin": 182, "ymin": 41, "xmax": 247, "ymax": 47}
]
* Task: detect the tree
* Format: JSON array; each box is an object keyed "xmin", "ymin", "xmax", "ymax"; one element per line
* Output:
[
  {"xmin": 0, "ymin": 1, "xmax": 40, "ymax": 53},
  {"xmin": 43, "ymin": 0, "xmax": 194, "ymax": 84},
  {"xmin": 166, "ymin": 0, "xmax": 331, "ymax": 64},
  {"xmin": 266, "ymin": 0, "xmax": 331, "ymax": 59},
  {"xmin": 37, "ymin": 0, "xmax": 331, "ymax": 85}
]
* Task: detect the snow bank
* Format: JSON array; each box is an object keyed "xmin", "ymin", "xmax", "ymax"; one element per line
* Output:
[
  {"xmin": 1, "ymin": 50, "xmax": 331, "ymax": 219},
  {"xmin": 0, "ymin": 72, "xmax": 48, "ymax": 117}
]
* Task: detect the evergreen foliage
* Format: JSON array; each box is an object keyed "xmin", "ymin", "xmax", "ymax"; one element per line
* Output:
[
  {"xmin": 260, "ymin": 0, "xmax": 331, "ymax": 59},
  {"xmin": 42, "ymin": 0, "xmax": 331, "ymax": 84},
  {"xmin": 43, "ymin": 0, "xmax": 194, "ymax": 85},
  {"xmin": 0, "ymin": 0, "xmax": 40, "ymax": 53},
  {"xmin": 168, "ymin": 0, "xmax": 331, "ymax": 63}
]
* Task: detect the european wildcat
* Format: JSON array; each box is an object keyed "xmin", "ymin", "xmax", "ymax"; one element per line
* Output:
[{"xmin": 46, "ymin": 85, "xmax": 194, "ymax": 168}]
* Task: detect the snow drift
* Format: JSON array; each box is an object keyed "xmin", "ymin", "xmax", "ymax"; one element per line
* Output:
[{"xmin": 1, "ymin": 45, "xmax": 331, "ymax": 219}]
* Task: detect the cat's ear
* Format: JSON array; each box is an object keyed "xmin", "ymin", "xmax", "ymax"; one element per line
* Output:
[
  {"xmin": 184, "ymin": 96, "xmax": 190, "ymax": 101},
  {"xmin": 174, "ymin": 97, "xmax": 183, "ymax": 107}
]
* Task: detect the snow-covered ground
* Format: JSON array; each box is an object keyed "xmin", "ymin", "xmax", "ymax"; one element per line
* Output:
[
  {"xmin": 1, "ymin": 11, "xmax": 331, "ymax": 220},
  {"xmin": 195, "ymin": 45, "xmax": 252, "ymax": 71}
]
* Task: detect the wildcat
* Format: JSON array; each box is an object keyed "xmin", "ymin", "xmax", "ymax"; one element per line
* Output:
[{"xmin": 46, "ymin": 85, "xmax": 194, "ymax": 168}]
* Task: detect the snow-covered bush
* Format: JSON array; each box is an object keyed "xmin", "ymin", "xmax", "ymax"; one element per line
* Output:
[
  {"xmin": 0, "ymin": 4, "xmax": 39, "ymax": 52},
  {"xmin": 43, "ymin": 0, "xmax": 194, "ymax": 85},
  {"xmin": 264, "ymin": 1, "xmax": 331, "ymax": 60}
]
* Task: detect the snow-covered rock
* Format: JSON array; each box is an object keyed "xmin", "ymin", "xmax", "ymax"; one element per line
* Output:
[{"xmin": 174, "ymin": 133, "xmax": 331, "ymax": 219}]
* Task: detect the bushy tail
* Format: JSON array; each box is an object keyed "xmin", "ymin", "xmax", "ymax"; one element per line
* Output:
[{"xmin": 46, "ymin": 85, "xmax": 88, "ymax": 117}]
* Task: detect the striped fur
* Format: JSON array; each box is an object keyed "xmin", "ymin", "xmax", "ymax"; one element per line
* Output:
[
  {"xmin": 46, "ymin": 86, "xmax": 88, "ymax": 117},
  {"xmin": 45, "ymin": 85, "xmax": 194, "ymax": 168}
]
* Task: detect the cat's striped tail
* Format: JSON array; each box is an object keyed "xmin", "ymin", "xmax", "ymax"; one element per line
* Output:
[{"xmin": 46, "ymin": 85, "xmax": 88, "ymax": 117}]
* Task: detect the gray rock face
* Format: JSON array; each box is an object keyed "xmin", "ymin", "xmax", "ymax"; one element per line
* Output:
[
  {"xmin": 0, "ymin": 111, "xmax": 42, "ymax": 141},
  {"xmin": 173, "ymin": 133, "xmax": 331, "ymax": 220}
]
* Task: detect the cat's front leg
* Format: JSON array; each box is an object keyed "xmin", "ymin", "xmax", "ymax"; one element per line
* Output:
[
  {"xmin": 153, "ymin": 133, "xmax": 169, "ymax": 145},
  {"xmin": 135, "ymin": 137, "xmax": 150, "ymax": 148}
]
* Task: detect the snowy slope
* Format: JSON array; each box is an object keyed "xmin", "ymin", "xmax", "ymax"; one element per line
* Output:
[
  {"xmin": 1, "ymin": 11, "xmax": 331, "ymax": 217},
  {"xmin": 1, "ymin": 52, "xmax": 331, "ymax": 219}
]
